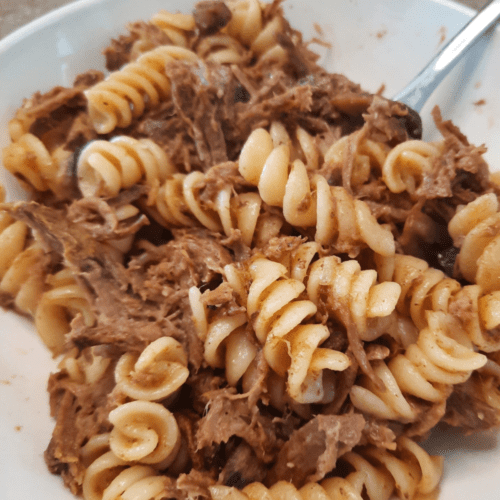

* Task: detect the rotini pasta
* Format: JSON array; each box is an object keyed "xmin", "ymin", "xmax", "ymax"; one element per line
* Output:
[
  {"xmin": 382, "ymin": 139, "xmax": 444, "ymax": 195},
  {"xmin": 350, "ymin": 311, "xmax": 486, "ymax": 421},
  {"xmin": 85, "ymin": 45, "xmax": 199, "ymax": 134},
  {"xmin": 77, "ymin": 135, "xmax": 175, "ymax": 198},
  {"xmin": 108, "ymin": 400, "xmax": 181, "ymax": 467},
  {"xmin": 225, "ymin": 0, "xmax": 287, "ymax": 65},
  {"xmin": 448, "ymin": 193, "xmax": 500, "ymax": 292},
  {"xmin": 58, "ymin": 346, "xmax": 112, "ymax": 386},
  {"xmin": 245, "ymin": 257, "xmax": 351, "ymax": 403},
  {"xmin": 225, "ymin": 0, "xmax": 263, "ymax": 46},
  {"xmin": 82, "ymin": 451, "xmax": 168, "ymax": 500},
  {"xmin": 152, "ymin": 167, "xmax": 284, "ymax": 247},
  {"xmin": 238, "ymin": 128, "xmax": 395, "ymax": 256},
  {"xmin": 114, "ymin": 337, "xmax": 189, "ymax": 401},
  {"xmin": 188, "ymin": 286, "xmax": 259, "ymax": 387},
  {"xmin": 380, "ymin": 253, "xmax": 500, "ymax": 352},
  {"xmin": 0, "ymin": 212, "xmax": 45, "ymax": 316},
  {"xmin": 196, "ymin": 33, "xmax": 247, "ymax": 64},
  {"xmin": 288, "ymin": 242, "xmax": 401, "ymax": 340},
  {"xmin": 2, "ymin": 132, "xmax": 58, "ymax": 192},
  {"xmin": 150, "ymin": 10, "xmax": 195, "ymax": 47},
  {"xmin": 323, "ymin": 130, "xmax": 389, "ymax": 187},
  {"xmin": 35, "ymin": 268, "xmax": 95, "ymax": 354},
  {"xmin": 340, "ymin": 436, "xmax": 443, "ymax": 500}
]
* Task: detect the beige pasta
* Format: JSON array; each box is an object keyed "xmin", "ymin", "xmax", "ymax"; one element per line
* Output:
[
  {"xmin": 225, "ymin": 0, "xmax": 263, "ymax": 46},
  {"xmin": 386, "ymin": 254, "xmax": 461, "ymax": 330},
  {"xmin": 85, "ymin": 45, "xmax": 199, "ymax": 134},
  {"xmin": 35, "ymin": 268, "xmax": 95, "ymax": 354},
  {"xmin": 225, "ymin": 0, "xmax": 287, "ymax": 64},
  {"xmin": 58, "ymin": 346, "xmax": 111, "ymax": 386},
  {"xmin": 380, "ymin": 253, "xmax": 500, "ymax": 352},
  {"xmin": 149, "ymin": 10, "xmax": 195, "ymax": 47},
  {"xmin": 0, "ymin": 235, "xmax": 45, "ymax": 317},
  {"xmin": 238, "ymin": 127, "xmax": 395, "ymax": 255},
  {"xmin": 246, "ymin": 257, "xmax": 350, "ymax": 403},
  {"xmin": 77, "ymin": 135, "xmax": 175, "ymax": 198},
  {"xmin": 108, "ymin": 400, "xmax": 181, "ymax": 467},
  {"xmin": 340, "ymin": 437, "xmax": 444, "ymax": 500},
  {"xmin": 288, "ymin": 242, "xmax": 401, "ymax": 340},
  {"xmin": 448, "ymin": 193, "xmax": 500, "ymax": 292},
  {"xmin": 238, "ymin": 127, "xmax": 317, "ymax": 227},
  {"xmin": 153, "ymin": 168, "xmax": 284, "ymax": 247},
  {"xmin": 82, "ymin": 451, "xmax": 168, "ymax": 500},
  {"xmin": 2, "ymin": 133, "xmax": 58, "ymax": 192},
  {"xmin": 188, "ymin": 286, "xmax": 259, "ymax": 387},
  {"xmin": 350, "ymin": 311, "xmax": 486, "ymax": 421},
  {"xmin": 114, "ymin": 337, "xmax": 189, "ymax": 401},
  {"xmin": 382, "ymin": 139, "xmax": 443, "ymax": 195},
  {"xmin": 196, "ymin": 33, "xmax": 247, "ymax": 64},
  {"xmin": 323, "ymin": 131, "xmax": 389, "ymax": 187},
  {"xmin": 269, "ymin": 121, "xmax": 322, "ymax": 170}
]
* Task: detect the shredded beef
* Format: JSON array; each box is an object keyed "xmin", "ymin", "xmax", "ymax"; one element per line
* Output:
[
  {"xmin": 45, "ymin": 346, "xmax": 117, "ymax": 495},
  {"xmin": 267, "ymin": 413, "xmax": 365, "ymax": 487},
  {"xmin": 444, "ymin": 378, "xmax": 500, "ymax": 431},
  {"xmin": 196, "ymin": 388, "xmax": 281, "ymax": 464}
]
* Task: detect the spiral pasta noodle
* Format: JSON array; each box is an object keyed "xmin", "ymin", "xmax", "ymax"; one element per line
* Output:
[
  {"xmin": 380, "ymin": 253, "xmax": 500, "ymax": 352},
  {"xmin": 196, "ymin": 33, "xmax": 247, "ymax": 64},
  {"xmin": 246, "ymin": 257, "xmax": 351, "ymax": 403},
  {"xmin": 58, "ymin": 346, "xmax": 112, "ymax": 386},
  {"xmin": 340, "ymin": 436, "xmax": 443, "ymax": 500},
  {"xmin": 225, "ymin": 0, "xmax": 263, "ymax": 47},
  {"xmin": 350, "ymin": 311, "xmax": 486, "ymax": 421},
  {"xmin": 108, "ymin": 400, "xmax": 181, "ymax": 467},
  {"xmin": 448, "ymin": 193, "xmax": 500, "ymax": 293},
  {"xmin": 114, "ymin": 337, "xmax": 189, "ymax": 401},
  {"xmin": 269, "ymin": 121, "xmax": 322, "ymax": 171},
  {"xmin": 82, "ymin": 450, "xmax": 169, "ymax": 500},
  {"xmin": 77, "ymin": 135, "xmax": 175, "ymax": 198},
  {"xmin": 238, "ymin": 128, "xmax": 395, "ymax": 256},
  {"xmin": 288, "ymin": 242, "xmax": 401, "ymax": 340},
  {"xmin": 153, "ymin": 167, "xmax": 284, "ymax": 247},
  {"xmin": 2, "ymin": 132, "xmax": 58, "ymax": 192},
  {"xmin": 188, "ymin": 286, "xmax": 259, "ymax": 387},
  {"xmin": 382, "ymin": 139, "xmax": 443, "ymax": 195},
  {"xmin": 225, "ymin": 0, "xmax": 287, "ymax": 64},
  {"xmin": 85, "ymin": 45, "xmax": 199, "ymax": 134},
  {"xmin": 149, "ymin": 10, "xmax": 195, "ymax": 47},
  {"xmin": 35, "ymin": 268, "xmax": 95, "ymax": 354},
  {"xmin": 386, "ymin": 254, "xmax": 462, "ymax": 331},
  {"xmin": 0, "ymin": 209, "xmax": 45, "ymax": 316},
  {"xmin": 323, "ymin": 131, "xmax": 389, "ymax": 187}
]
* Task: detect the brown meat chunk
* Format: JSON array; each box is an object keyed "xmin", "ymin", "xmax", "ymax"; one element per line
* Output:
[
  {"xmin": 194, "ymin": 1, "xmax": 232, "ymax": 35},
  {"xmin": 267, "ymin": 413, "xmax": 365, "ymax": 487},
  {"xmin": 196, "ymin": 389, "xmax": 281, "ymax": 464},
  {"xmin": 44, "ymin": 346, "xmax": 116, "ymax": 495}
]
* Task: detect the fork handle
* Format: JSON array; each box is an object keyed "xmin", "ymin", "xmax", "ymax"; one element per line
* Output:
[{"xmin": 393, "ymin": 0, "xmax": 500, "ymax": 112}]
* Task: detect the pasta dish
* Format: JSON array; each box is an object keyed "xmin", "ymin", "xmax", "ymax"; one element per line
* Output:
[{"xmin": 1, "ymin": 1, "xmax": 500, "ymax": 499}]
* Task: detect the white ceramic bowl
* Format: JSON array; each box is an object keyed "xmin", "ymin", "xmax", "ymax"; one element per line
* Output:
[{"xmin": 0, "ymin": 1, "xmax": 499, "ymax": 499}]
